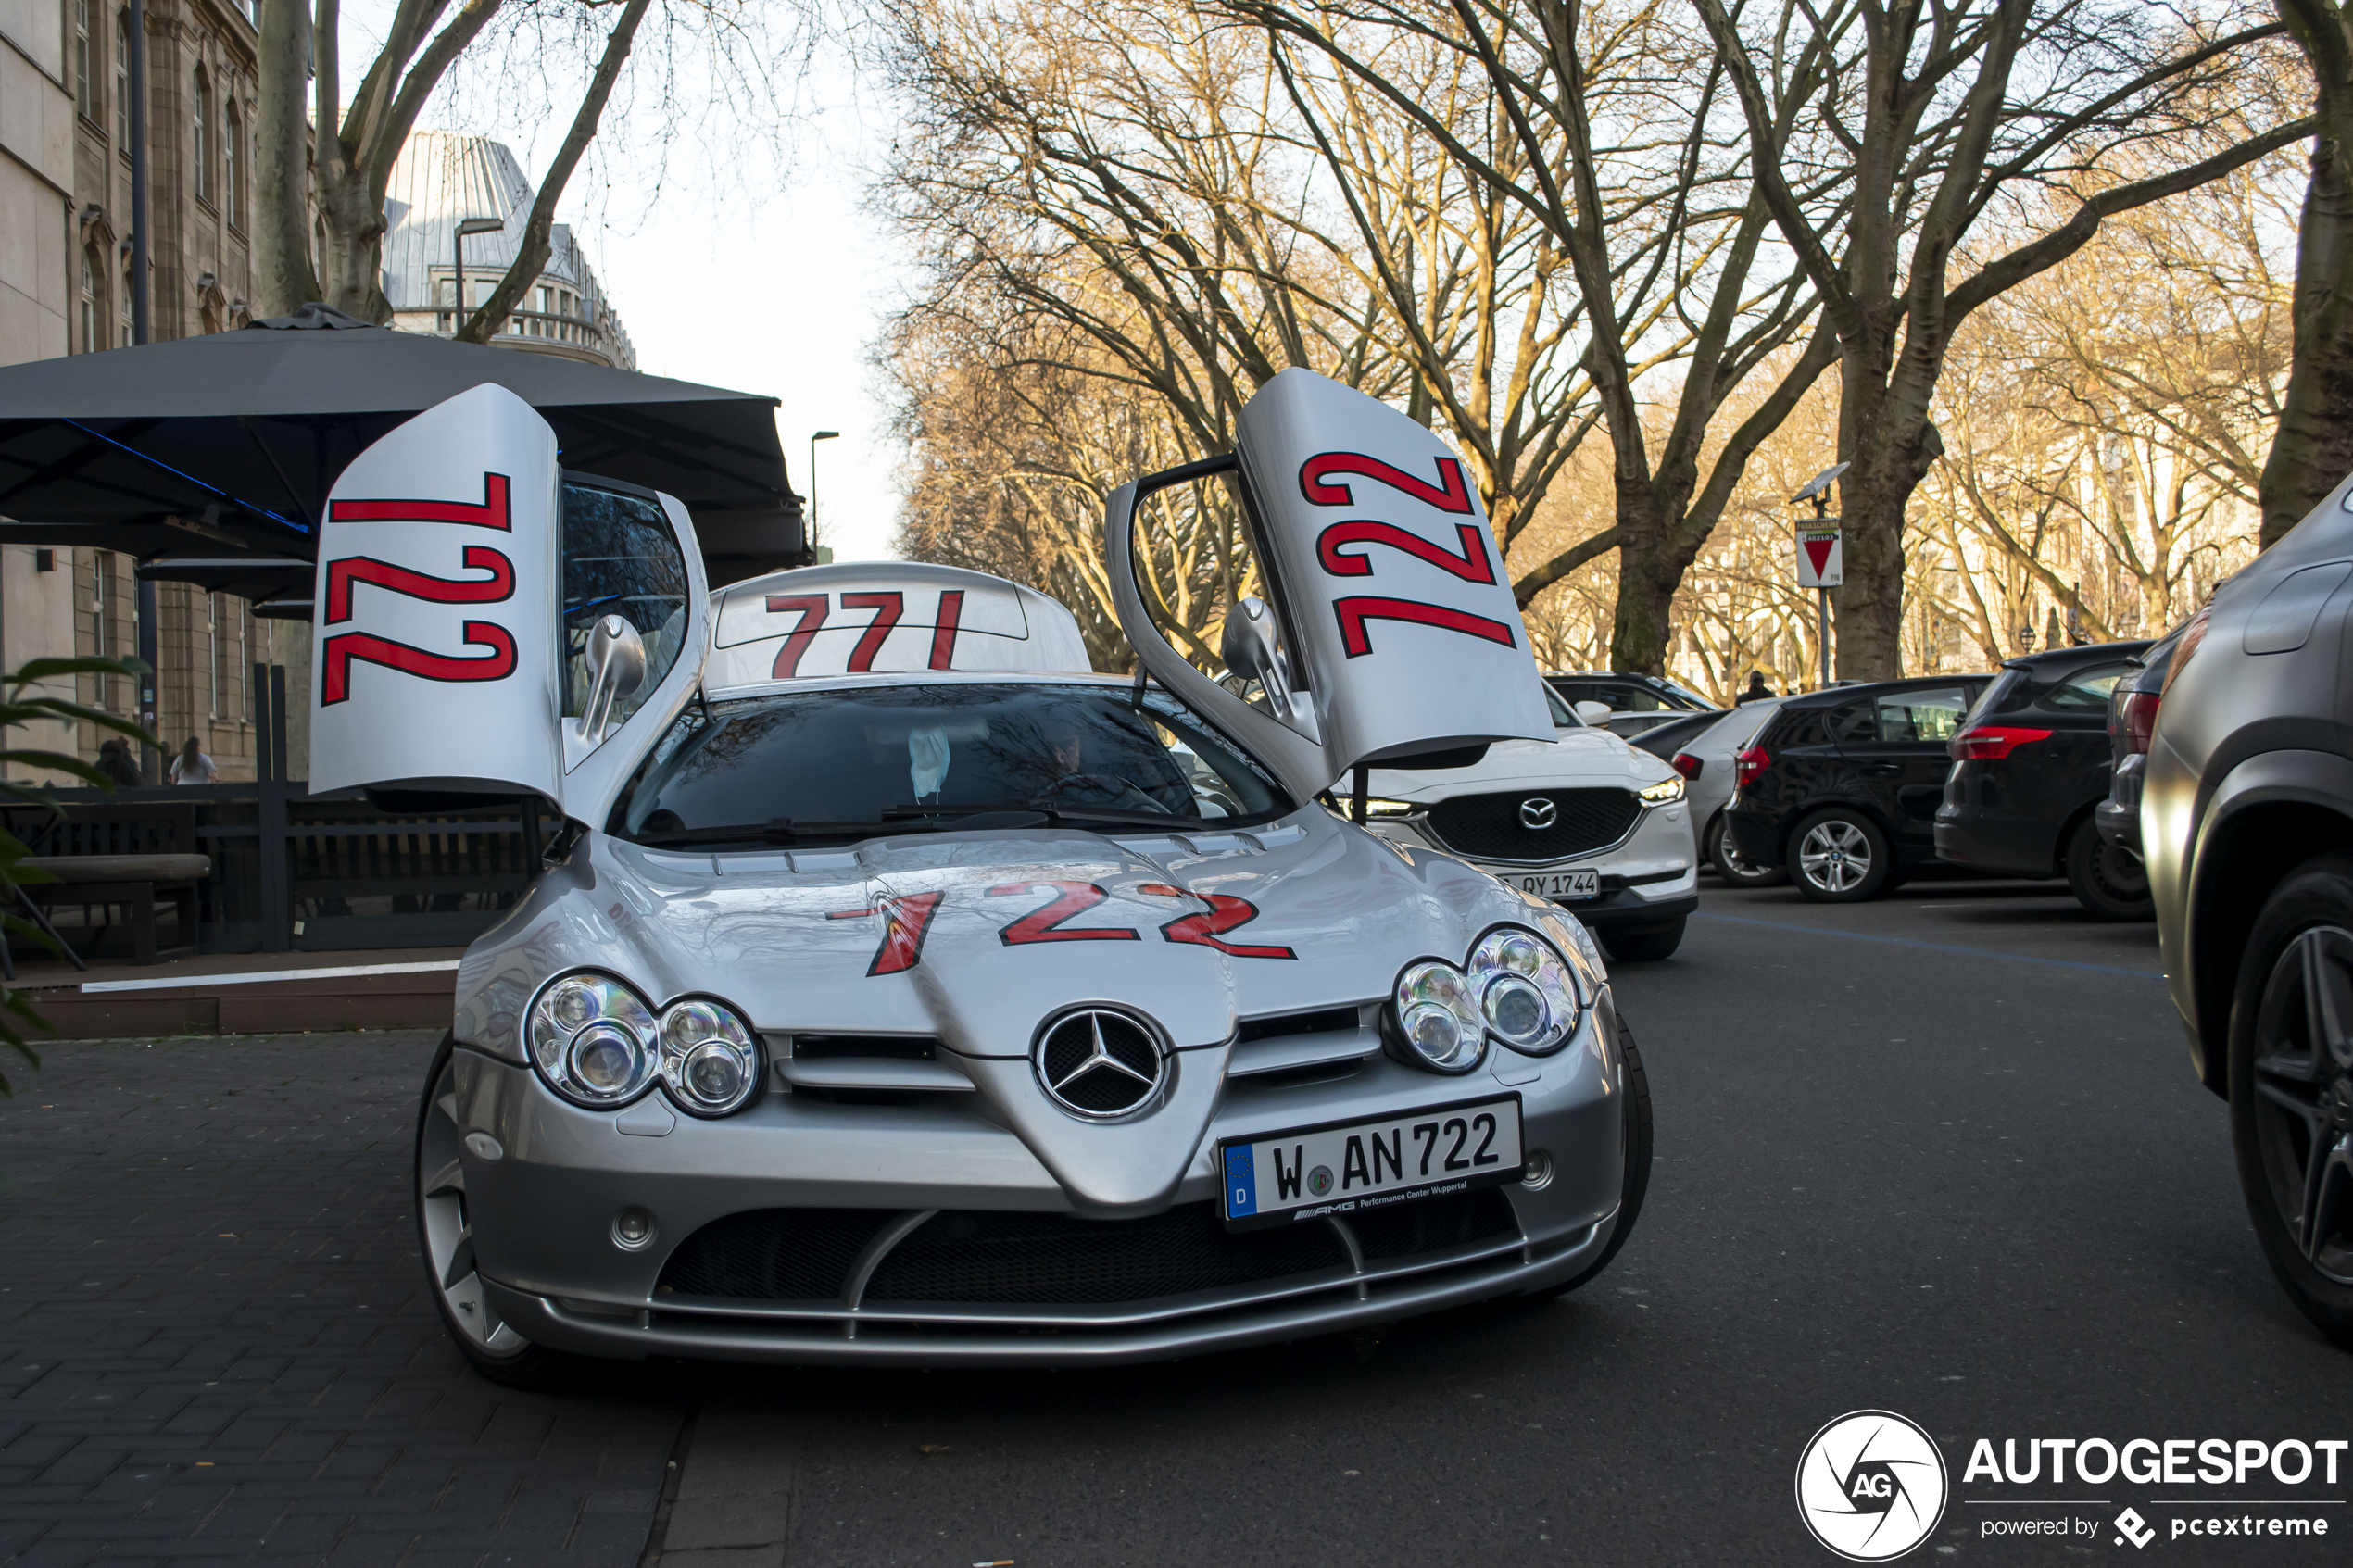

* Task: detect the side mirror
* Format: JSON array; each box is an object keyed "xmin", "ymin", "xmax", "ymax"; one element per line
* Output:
[
  {"xmin": 582, "ymin": 614, "xmax": 648, "ymax": 743},
  {"xmin": 1219, "ymin": 596, "xmax": 1294, "ymax": 721},
  {"xmin": 1574, "ymin": 700, "xmax": 1613, "ymax": 727}
]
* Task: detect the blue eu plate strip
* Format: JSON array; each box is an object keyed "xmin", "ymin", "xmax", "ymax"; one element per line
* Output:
[{"xmin": 1224, "ymin": 1144, "xmax": 1256, "ymax": 1219}]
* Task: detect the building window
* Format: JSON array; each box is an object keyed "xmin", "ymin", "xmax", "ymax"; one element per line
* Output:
[
  {"xmin": 120, "ymin": 257, "xmax": 134, "ymax": 346},
  {"xmin": 79, "ymin": 251, "xmax": 102, "ymax": 352},
  {"xmin": 223, "ymin": 100, "xmax": 241, "ymax": 228},
  {"xmin": 114, "ymin": 12, "xmax": 130, "ymax": 150},
  {"xmin": 192, "ymin": 68, "xmax": 210, "ymax": 203},
  {"xmin": 74, "ymin": 1, "xmax": 94, "ymax": 120}
]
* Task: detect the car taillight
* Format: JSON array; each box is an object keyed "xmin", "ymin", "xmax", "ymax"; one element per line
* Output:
[
  {"xmin": 1948, "ymin": 725, "xmax": 2054, "ymax": 761},
  {"xmin": 1672, "ymin": 752, "xmax": 1702, "ymax": 780},
  {"xmin": 1734, "ymin": 746, "xmax": 1769, "ymax": 788},
  {"xmin": 2115, "ymin": 690, "xmax": 2160, "ymax": 756}
]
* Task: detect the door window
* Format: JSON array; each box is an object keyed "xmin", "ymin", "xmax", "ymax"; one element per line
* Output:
[
  {"xmin": 2037, "ymin": 664, "xmax": 2130, "ymax": 712},
  {"xmin": 1827, "ymin": 700, "xmax": 1877, "ymax": 746},
  {"xmin": 1875, "ymin": 687, "xmax": 1969, "ymax": 744},
  {"xmin": 560, "ymin": 481, "xmax": 691, "ymax": 731}
]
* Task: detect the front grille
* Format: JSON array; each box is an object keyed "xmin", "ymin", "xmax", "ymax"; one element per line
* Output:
[
  {"xmin": 1237, "ymin": 1006, "xmax": 1361, "ymax": 1043},
  {"xmin": 655, "ymin": 1188, "xmax": 1517, "ymax": 1307},
  {"xmin": 1426, "ymin": 787, "xmax": 1640, "ymax": 860}
]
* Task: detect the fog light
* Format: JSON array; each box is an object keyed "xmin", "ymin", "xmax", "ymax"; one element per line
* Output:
[
  {"xmin": 1521, "ymin": 1149, "xmax": 1554, "ymax": 1191},
  {"xmin": 612, "ymin": 1208, "xmax": 657, "ymax": 1249}
]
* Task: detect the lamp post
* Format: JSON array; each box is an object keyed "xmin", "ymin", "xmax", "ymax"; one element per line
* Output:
[
  {"xmin": 452, "ymin": 216, "xmax": 504, "ymax": 338},
  {"xmin": 809, "ymin": 430, "xmax": 840, "ymax": 554}
]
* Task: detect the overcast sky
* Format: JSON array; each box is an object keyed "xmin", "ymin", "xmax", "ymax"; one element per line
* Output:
[{"xmin": 342, "ymin": 6, "xmax": 911, "ymax": 564}]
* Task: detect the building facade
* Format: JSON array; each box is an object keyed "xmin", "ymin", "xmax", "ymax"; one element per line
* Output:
[
  {"xmin": 383, "ymin": 130, "xmax": 636, "ymax": 370},
  {"xmin": 3, "ymin": 0, "xmax": 291, "ymax": 782}
]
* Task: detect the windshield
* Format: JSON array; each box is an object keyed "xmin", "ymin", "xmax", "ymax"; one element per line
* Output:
[{"xmin": 610, "ymin": 682, "xmax": 1294, "ymax": 847}]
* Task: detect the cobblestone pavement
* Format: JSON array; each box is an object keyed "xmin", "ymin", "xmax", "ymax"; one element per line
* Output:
[{"xmin": 0, "ymin": 1033, "xmax": 686, "ymax": 1568}]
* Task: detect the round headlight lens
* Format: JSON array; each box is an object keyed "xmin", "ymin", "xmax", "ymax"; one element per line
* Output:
[
  {"xmin": 656, "ymin": 997, "xmax": 761, "ymax": 1115},
  {"xmin": 527, "ymin": 972, "xmax": 659, "ymax": 1108},
  {"xmin": 1393, "ymin": 960, "xmax": 1485, "ymax": 1073},
  {"xmin": 1468, "ymin": 927, "xmax": 1581, "ymax": 1054}
]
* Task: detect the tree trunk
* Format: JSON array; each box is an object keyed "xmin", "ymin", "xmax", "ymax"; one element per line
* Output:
[
  {"xmin": 252, "ymin": 0, "xmax": 319, "ymax": 316},
  {"xmin": 1831, "ymin": 360, "xmax": 1944, "ymax": 680},
  {"xmin": 2262, "ymin": 2, "xmax": 2353, "ymax": 546}
]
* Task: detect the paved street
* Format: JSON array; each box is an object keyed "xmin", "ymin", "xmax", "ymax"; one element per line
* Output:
[{"xmin": 6, "ymin": 880, "xmax": 2349, "ymax": 1566}]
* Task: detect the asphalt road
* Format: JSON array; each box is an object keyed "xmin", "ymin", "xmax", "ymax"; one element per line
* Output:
[{"xmin": 651, "ymin": 877, "xmax": 2353, "ymax": 1566}]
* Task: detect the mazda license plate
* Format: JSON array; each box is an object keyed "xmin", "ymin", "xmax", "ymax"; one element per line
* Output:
[
  {"xmin": 1519, "ymin": 870, "xmax": 1601, "ymax": 900},
  {"xmin": 1219, "ymin": 1096, "xmax": 1523, "ymax": 1231}
]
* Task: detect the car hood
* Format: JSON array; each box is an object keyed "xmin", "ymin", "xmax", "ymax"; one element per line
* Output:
[
  {"xmin": 1368, "ymin": 726, "xmax": 1672, "ymax": 802},
  {"xmin": 453, "ymin": 807, "xmax": 1558, "ymax": 1214}
]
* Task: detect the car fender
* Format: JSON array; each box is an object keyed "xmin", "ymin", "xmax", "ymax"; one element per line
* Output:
[{"xmin": 2180, "ymin": 746, "xmax": 2353, "ymax": 1095}]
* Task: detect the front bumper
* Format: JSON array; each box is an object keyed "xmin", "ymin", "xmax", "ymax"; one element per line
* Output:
[
  {"xmin": 1367, "ymin": 806, "xmax": 1696, "ymax": 931},
  {"xmin": 451, "ymin": 997, "xmax": 1630, "ymax": 1366}
]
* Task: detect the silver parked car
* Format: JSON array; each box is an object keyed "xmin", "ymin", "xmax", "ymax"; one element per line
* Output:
[
  {"xmin": 342, "ymin": 375, "xmax": 1650, "ymax": 1382},
  {"xmin": 1658, "ymin": 698, "xmax": 1791, "ymax": 886},
  {"xmin": 2145, "ymin": 482, "xmax": 2353, "ymax": 1348}
]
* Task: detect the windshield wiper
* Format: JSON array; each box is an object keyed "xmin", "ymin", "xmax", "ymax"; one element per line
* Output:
[
  {"xmin": 883, "ymin": 802, "xmax": 1185, "ymax": 829},
  {"xmin": 630, "ymin": 818, "xmax": 894, "ymax": 847}
]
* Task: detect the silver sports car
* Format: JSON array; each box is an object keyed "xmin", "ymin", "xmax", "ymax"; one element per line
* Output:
[{"xmin": 318, "ymin": 374, "xmax": 1648, "ymax": 1381}]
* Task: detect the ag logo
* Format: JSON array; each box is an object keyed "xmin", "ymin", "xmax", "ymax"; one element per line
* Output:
[{"xmin": 1794, "ymin": 1410, "xmax": 1948, "ymax": 1561}]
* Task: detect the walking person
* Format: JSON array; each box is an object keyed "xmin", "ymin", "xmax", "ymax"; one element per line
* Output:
[
  {"xmin": 169, "ymin": 735, "xmax": 218, "ymax": 785},
  {"xmin": 1736, "ymin": 671, "xmax": 1778, "ymax": 705},
  {"xmin": 95, "ymin": 736, "xmax": 143, "ymax": 789}
]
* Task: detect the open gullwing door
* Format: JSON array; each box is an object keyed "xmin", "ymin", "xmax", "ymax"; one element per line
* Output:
[{"xmin": 1107, "ymin": 368, "xmax": 1554, "ymax": 799}]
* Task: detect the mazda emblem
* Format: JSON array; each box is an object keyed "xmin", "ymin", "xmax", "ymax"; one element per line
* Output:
[
  {"xmin": 1032, "ymin": 1007, "xmax": 1167, "ymax": 1120},
  {"xmin": 1519, "ymin": 797, "xmax": 1559, "ymax": 830}
]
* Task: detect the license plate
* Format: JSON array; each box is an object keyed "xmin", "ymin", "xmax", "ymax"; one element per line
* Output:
[
  {"xmin": 1519, "ymin": 870, "xmax": 1601, "ymax": 900},
  {"xmin": 1219, "ymin": 1096, "xmax": 1524, "ymax": 1231}
]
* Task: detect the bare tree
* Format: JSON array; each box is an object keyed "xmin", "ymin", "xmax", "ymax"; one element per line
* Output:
[
  {"xmin": 2261, "ymin": 2, "xmax": 2353, "ymax": 544},
  {"xmin": 1692, "ymin": 0, "xmax": 2309, "ymax": 677}
]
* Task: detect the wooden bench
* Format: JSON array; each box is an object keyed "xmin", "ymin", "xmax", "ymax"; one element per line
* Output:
[{"xmin": 7, "ymin": 802, "xmax": 210, "ymax": 964}]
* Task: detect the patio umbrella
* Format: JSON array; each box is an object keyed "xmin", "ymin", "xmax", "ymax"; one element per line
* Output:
[{"xmin": 0, "ymin": 304, "xmax": 806, "ymax": 600}]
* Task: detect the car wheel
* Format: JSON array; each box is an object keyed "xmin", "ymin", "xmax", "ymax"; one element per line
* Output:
[
  {"xmin": 1538, "ymin": 1017, "xmax": 1652, "ymax": 1298},
  {"xmin": 1788, "ymin": 809, "xmax": 1893, "ymax": 902},
  {"xmin": 415, "ymin": 1035, "xmax": 567, "ymax": 1386},
  {"xmin": 1707, "ymin": 812, "xmax": 1786, "ymax": 888},
  {"xmin": 1599, "ymin": 917, "xmax": 1686, "ymax": 962},
  {"xmin": 2228, "ymin": 862, "xmax": 2353, "ymax": 1348},
  {"xmin": 2063, "ymin": 817, "xmax": 2153, "ymax": 921}
]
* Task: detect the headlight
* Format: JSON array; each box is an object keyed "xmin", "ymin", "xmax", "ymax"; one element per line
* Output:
[
  {"xmin": 1393, "ymin": 960, "xmax": 1486, "ymax": 1072},
  {"xmin": 658, "ymin": 997, "xmax": 762, "ymax": 1116},
  {"xmin": 529, "ymin": 972, "xmax": 660, "ymax": 1108},
  {"xmin": 1467, "ymin": 927, "xmax": 1580, "ymax": 1054},
  {"xmin": 1637, "ymin": 775, "xmax": 1685, "ymax": 805},
  {"xmin": 1390, "ymin": 925, "xmax": 1585, "ymax": 1073}
]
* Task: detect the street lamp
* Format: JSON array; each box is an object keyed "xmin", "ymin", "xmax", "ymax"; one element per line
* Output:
[
  {"xmin": 809, "ymin": 430, "xmax": 840, "ymax": 553},
  {"xmin": 452, "ymin": 216, "xmax": 504, "ymax": 337}
]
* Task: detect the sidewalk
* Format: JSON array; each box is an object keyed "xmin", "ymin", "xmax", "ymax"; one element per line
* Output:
[{"xmin": 11, "ymin": 948, "xmax": 467, "ymax": 1039}]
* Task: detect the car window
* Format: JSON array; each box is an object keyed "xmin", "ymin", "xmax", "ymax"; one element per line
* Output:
[
  {"xmin": 561, "ymin": 482, "xmax": 691, "ymax": 731},
  {"xmin": 1964, "ymin": 670, "xmax": 2024, "ymax": 725},
  {"xmin": 1544, "ymin": 684, "xmax": 1579, "ymax": 726},
  {"xmin": 1614, "ymin": 685, "xmax": 1672, "ymax": 712},
  {"xmin": 2039, "ymin": 663, "xmax": 2130, "ymax": 712},
  {"xmin": 1828, "ymin": 700, "xmax": 1876, "ymax": 745},
  {"xmin": 1546, "ymin": 680, "xmax": 1605, "ymax": 708},
  {"xmin": 611, "ymin": 683, "xmax": 1292, "ymax": 846},
  {"xmin": 1875, "ymin": 687, "xmax": 1969, "ymax": 744},
  {"xmin": 1771, "ymin": 708, "xmax": 1832, "ymax": 748}
]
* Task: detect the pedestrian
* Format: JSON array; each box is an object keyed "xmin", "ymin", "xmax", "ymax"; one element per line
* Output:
[
  {"xmin": 1737, "ymin": 671, "xmax": 1777, "ymax": 705},
  {"xmin": 95, "ymin": 736, "xmax": 142, "ymax": 789},
  {"xmin": 169, "ymin": 735, "xmax": 218, "ymax": 785}
]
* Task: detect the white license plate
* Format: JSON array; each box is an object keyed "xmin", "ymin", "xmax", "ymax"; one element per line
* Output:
[
  {"xmin": 1220, "ymin": 1096, "xmax": 1524, "ymax": 1231},
  {"xmin": 1520, "ymin": 870, "xmax": 1601, "ymax": 900}
]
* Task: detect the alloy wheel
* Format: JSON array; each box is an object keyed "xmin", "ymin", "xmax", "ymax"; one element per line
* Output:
[
  {"xmin": 417, "ymin": 1059, "xmax": 531, "ymax": 1355},
  {"xmin": 1797, "ymin": 820, "xmax": 1872, "ymax": 895},
  {"xmin": 2250, "ymin": 926, "xmax": 2353, "ymax": 1286}
]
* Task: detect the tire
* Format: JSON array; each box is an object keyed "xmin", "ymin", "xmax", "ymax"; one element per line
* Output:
[
  {"xmin": 1540, "ymin": 1017, "xmax": 1653, "ymax": 1297},
  {"xmin": 1599, "ymin": 916, "xmax": 1686, "ymax": 962},
  {"xmin": 2064, "ymin": 816, "xmax": 2153, "ymax": 921},
  {"xmin": 1787, "ymin": 808, "xmax": 1894, "ymax": 903},
  {"xmin": 415, "ymin": 1034, "xmax": 569, "ymax": 1387},
  {"xmin": 1707, "ymin": 812, "xmax": 1786, "ymax": 887},
  {"xmin": 2226, "ymin": 857, "xmax": 2353, "ymax": 1348}
]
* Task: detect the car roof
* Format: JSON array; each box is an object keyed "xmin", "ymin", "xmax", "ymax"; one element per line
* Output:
[
  {"xmin": 1996, "ymin": 639, "xmax": 2153, "ymax": 673},
  {"xmin": 1778, "ymin": 673, "xmax": 1994, "ymax": 709}
]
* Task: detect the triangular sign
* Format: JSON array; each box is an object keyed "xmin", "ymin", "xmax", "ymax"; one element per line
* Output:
[{"xmin": 1803, "ymin": 536, "xmax": 1836, "ymax": 577}]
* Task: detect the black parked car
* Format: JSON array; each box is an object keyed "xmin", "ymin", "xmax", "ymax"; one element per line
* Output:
[
  {"xmin": 1933, "ymin": 641, "xmax": 2153, "ymax": 920},
  {"xmin": 1724, "ymin": 675, "xmax": 1994, "ymax": 902},
  {"xmin": 2094, "ymin": 627, "xmax": 2183, "ymax": 860}
]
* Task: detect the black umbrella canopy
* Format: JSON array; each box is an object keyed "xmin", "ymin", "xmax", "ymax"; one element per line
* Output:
[{"xmin": 0, "ymin": 305, "xmax": 805, "ymax": 594}]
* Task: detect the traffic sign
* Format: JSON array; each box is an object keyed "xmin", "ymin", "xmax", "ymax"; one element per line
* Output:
[{"xmin": 1796, "ymin": 522, "xmax": 1843, "ymax": 588}]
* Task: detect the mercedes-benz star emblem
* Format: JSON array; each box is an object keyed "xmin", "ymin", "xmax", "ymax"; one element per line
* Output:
[
  {"xmin": 1519, "ymin": 797, "xmax": 1559, "ymax": 831},
  {"xmin": 1033, "ymin": 1008, "xmax": 1166, "ymax": 1120}
]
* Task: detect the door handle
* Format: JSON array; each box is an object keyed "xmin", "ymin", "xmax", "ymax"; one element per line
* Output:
[{"xmin": 1859, "ymin": 762, "xmax": 1903, "ymax": 776}]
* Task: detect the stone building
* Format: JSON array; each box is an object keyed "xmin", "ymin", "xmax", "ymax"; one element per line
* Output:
[
  {"xmin": 383, "ymin": 130, "xmax": 636, "ymax": 370},
  {"xmin": 3, "ymin": 0, "xmax": 287, "ymax": 781}
]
